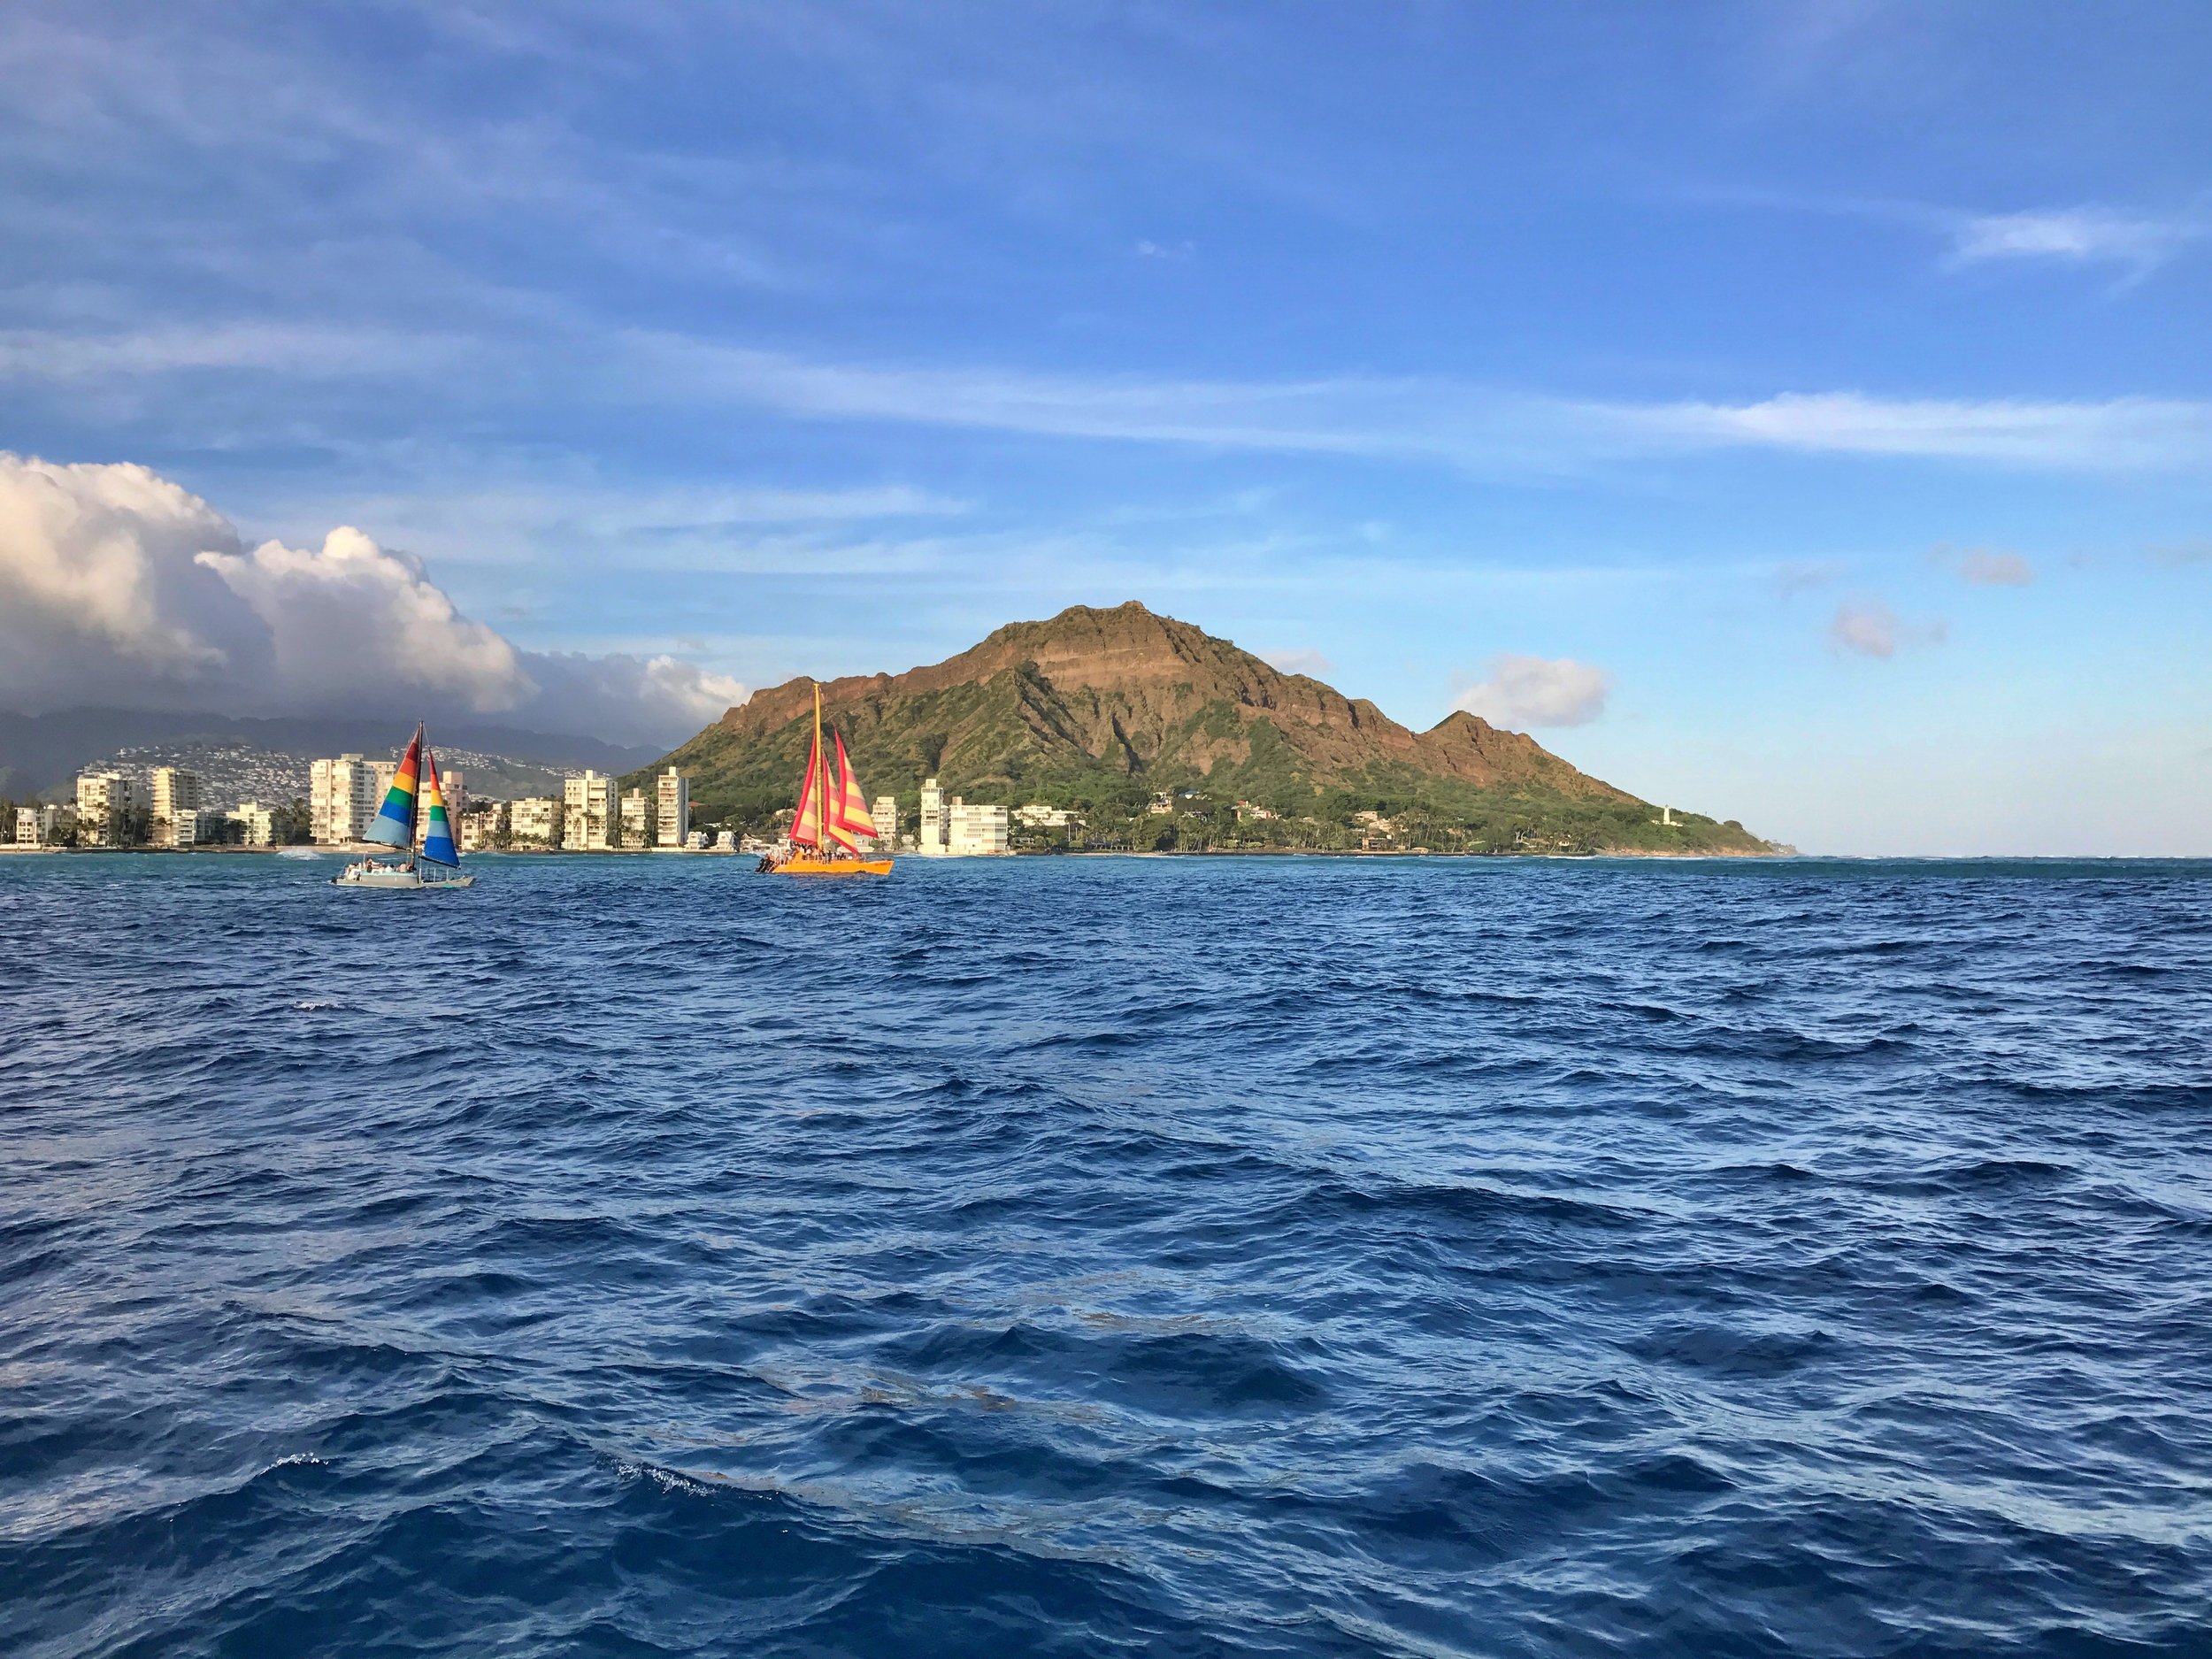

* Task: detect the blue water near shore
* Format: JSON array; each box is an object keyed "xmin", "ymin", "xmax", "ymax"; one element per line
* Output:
[{"xmin": 4, "ymin": 852, "xmax": 2210, "ymax": 1658}]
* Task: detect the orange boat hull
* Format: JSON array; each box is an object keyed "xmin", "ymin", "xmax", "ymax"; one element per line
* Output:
[{"xmin": 771, "ymin": 855, "xmax": 893, "ymax": 876}]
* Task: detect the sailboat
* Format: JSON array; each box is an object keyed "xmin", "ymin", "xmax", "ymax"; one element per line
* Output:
[
  {"xmin": 333, "ymin": 725, "xmax": 476, "ymax": 889},
  {"xmin": 764, "ymin": 685, "xmax": 893, "ymax": 876}
]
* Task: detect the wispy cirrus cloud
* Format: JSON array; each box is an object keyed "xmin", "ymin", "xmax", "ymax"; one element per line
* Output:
[
  {"xmin": 635, "ymin": 337, "xmax": 2212, "ymax": 474},
  {"xmin": 1949, "ymin": 208, "xmax": 2203, "ymax": 271}
]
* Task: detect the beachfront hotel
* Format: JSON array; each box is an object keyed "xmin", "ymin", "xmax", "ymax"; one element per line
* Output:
[
  {"xmin": 914, "ymin": 777, "xmax": 1009, "ymax": 856},
  {"xmin": 310, "ymin": 755, "xmax": 380, "ymax": 845},
  {"xmin": 562, "ymin": 771, "xmax": 618, "ymax": 850},
  {"xmin": 657, "ymin": 768, "xmax": 689, "ymax": 848}
]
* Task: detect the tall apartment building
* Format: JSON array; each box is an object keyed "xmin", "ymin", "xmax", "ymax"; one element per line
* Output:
[
  {"xmin": 620, "ymin": 789, "xmax": 649, "ymax": 848},
  {"xmin": 656, "ymin": 767, "xmax": 690, "ymax": 848},
  {"xmin": 563, "ymin": 771, "xmax": 618, "ymax": 850},
  {"xmin": 310, "ymin": 754, "xmax": 381, "ymax": 844},
  {"xmin": 232, "ymin": 802, "xmax": 277, "ymax": 846},
  {"xmin": 915, "ymin": 778, "xmax": 1007, "ymax": 855},
  {"xmin": 947, "ymin": 802, "xmax": 1010, "ymax": 856},
  {"xmin": 150, "ymin": 766, "xmax": 204, "ymax": 846},
  {"xmin": 871, "ymin": 795, "xmax": 897, "ymax": 845},
  {"xmin": 411, "ymin": 770, "xmax": 463, "ymax": 849},
  {"xmin": 75, "ymin": 772, "xmax": 138, "ymax": 848},
  {"xmin": 919, "ymin": 777, "xmax": 946, "ymax": 853}
]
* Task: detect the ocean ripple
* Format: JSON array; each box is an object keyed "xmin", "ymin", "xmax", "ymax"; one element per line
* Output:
[{"xmin": 3, "ymin": 853, "xmax": 2209, "ymax": 1657}]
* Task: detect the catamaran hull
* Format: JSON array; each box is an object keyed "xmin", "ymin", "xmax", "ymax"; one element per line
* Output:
[
  {"xmin": 333, "ymin": 863, "xmax": 475, "ymax": 888},
  {"xmin": 769, "ymin": 856, "xmax": 893, "ymax": 876}
]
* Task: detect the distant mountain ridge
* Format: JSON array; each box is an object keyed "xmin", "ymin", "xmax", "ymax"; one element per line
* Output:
[
  {"xmin": 0, "ymin": 709, "xmax": 662, "ymax": 800},
  {"xmin": 649, "ymin": 602, "xmax": 1771, "ymax": 853}
]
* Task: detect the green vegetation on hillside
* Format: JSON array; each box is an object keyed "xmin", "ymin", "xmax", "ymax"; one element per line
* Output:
[{"xmin": 628, "ymin": 665, "xmax": 1773, "ymax": 856}]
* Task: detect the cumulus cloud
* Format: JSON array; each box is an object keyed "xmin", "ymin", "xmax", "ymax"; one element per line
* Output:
[
  {"xmin": 0, "ymin": 452, "xmax": 745, "ymax": 743},
  {"xmin": 1830, "ymin": 599, "xmax": 1947, "ymax": 659},
  {"xmin": 1452, "ymin": 654, "xmax": 1612, "ymax": 729},
  {"xmin": 1261, "ymin": 647, "xmax": 1333, "ymax": 677}
]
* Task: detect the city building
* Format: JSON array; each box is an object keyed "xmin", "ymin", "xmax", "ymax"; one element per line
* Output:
[
  {"xmin": 871, "ymin": 795, "xmax": 898, "ymax": 845},
  {"xmin": 621, "ymin": 788, "xmax": 649, "ymax": 848},
  {"xmin": 685, "ymin": 830, "xmax": 709, "ymax": 850},
  {"xmin": 411, "ymin": 770, "xmax": 463, "ymax": 850},
  {"xmin": 75, "ymin": 771, "xmax": 139, "ymax": 848},
  {"xmin": 563, "ymin": 771, "xmax": 618, "ymax": 850},
  {"xmin": 913, "ymin": 778, "xmax": 1009, "ymax": 855},
  {"xmin": 150, "ymin": 766, "xmax": 204, "ymax": 845},
  {"xmin": 715, "ymin": 829, "xmax": 737, "ymax": 851},
  {"xmin": 657, "ymin": 768, "xmax": 690, "ymax": 849},
  {"xmin": 232, "ymin": 802, "xmax": 277, "ymax": 846},
  {"xmin": 1016, "ymin": 803, "xmax": 1074, "ymax": 828},
  {"xmin": 170, "ymin": 809, "xmax": 215, "ymax": 847},
  {"xmin": 310, "ymin": 754, "xmax": 381, "ymax": 844},
  {"xmin": 919, "ymin": 777, "xmax": 946, "ymax": 852},
  {"xmin": 15, "ymin": 804, "xmax": 62, "ymax": 846},
  {"xmin": 458, "ymin": 802, "xmax": 505, "ymax": 852},
  {"xmin": 509, "ymin": 795, "xmax": 564, "ymax": 848},
  {"xmin": 947, "ymin": 802, "xmax": 1010, "ymax": 856}
]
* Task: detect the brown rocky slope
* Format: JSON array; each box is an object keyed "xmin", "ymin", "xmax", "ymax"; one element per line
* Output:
[{"xmin": 643, "ymin": 603, "xmax": 1771, "ymax": 853}]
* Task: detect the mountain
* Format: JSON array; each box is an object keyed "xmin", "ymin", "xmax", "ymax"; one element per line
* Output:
[
  {"xmin": 643, "ymin": 603, "xmax": 1773, "ymax": 855},
  {"xmin": 0, "ymin": 709, "xmax": 662, "ymax": 801}
]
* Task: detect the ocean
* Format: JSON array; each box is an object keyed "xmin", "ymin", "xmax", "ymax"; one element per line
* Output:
[{"xmin": 4, "ymin": 852, "xmax": 2208, "ymax": 1657}]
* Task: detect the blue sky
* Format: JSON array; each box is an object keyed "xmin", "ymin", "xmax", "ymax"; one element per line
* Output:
[{"xmin": 2, "ymin": 1, "xmax": 2208, "ymax": 852}]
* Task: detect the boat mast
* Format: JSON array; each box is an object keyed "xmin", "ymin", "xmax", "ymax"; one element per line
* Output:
[
  {"xmin": 813, "ymin": 682, "xmax": 827, "ymax": 857},
  {"xmin": 408, "ymin": 721, "xmax": 424, "ymax": 866}
]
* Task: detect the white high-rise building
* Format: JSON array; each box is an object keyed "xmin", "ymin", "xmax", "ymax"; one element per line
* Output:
[
  {"xmin": 150, "ymin": 766, "xmax": 204, "ymax": 845},
  {"xmin": 919, "ymin": 777, "xmax": 947, "ymax": 854},
  {"xmin": 311, "ymin": 755, "xmax": 381, "ymax": 845},
  {"xmin": 620, "ymin": 789, "xmax": 649, "ymax": 848},
  {"xmin": 947, "ymin": 803, "xmax": 1010, "ymax": 856},
  {"xmin": 75, "ymin": 772, "xmax": 138, "ymax": 848},
  {"xmin": 563, "ymin": 772, "xmax": 618, "ymax": 849},
  {"xmin": 656, "ymin": 768, "xmax": 690, "ymax": 848},
  {"xmin": 509, "ymin": 796, "xmax": 564, "ymax": 847},
  {"xmin": 871, "ymin": 795, "xmax": 897, "ymax": 845},
  {"xmin": 411, "ymin": 770, "xmax": 463, "ymax": 850}
]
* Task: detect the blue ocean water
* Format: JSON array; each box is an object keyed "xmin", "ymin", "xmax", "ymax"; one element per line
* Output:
[{"xmin": 3, "ymin": 852, "xmax": 2209, "ymax": 1658}]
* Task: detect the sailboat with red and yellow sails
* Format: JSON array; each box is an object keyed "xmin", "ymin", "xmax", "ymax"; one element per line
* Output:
[{"xmin": 766, "ymin": 683, "xmax": 893, "ymax": 876}]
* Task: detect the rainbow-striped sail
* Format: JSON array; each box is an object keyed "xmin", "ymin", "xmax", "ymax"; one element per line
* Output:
[
  {"xmin": 365, "ymin": 726, "xmax": 422, "ymax": 849},
  {"xmin": 419, "ymin": 748, "xmax": 459, "ymax": 867}
]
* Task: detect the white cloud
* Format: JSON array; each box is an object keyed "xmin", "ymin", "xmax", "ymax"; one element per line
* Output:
[
  {"xmin": 1452, "ymin": 654, "xmax": 1612, "ymax": 729},
  {"xmin": 1260, "ymin": 647, "xmax": 1333, "ymax": 677},
  {"xmin": 1829, "ymin": 599, "xmax": 1946, "ymax": 658},
  {"xmin": 1952, "ymin": 210, "xmax": 2201, "ymax": 270},
  {"xmin": 1830, "ymin": 601, "xmax": 1899, "ymax": 657},
  {"xmin": 635, "ymin": 338, "xmax": 2212, "ymax": 474},
  {"xmin": 1940, "ymin": 545, "xmax": 2034, "ymax": 587},
  {"xmin": 0, "ymin": 452, "xmax": 744, "ymax": 742}
]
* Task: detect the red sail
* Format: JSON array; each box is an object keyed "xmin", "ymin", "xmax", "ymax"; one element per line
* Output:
[
  {"xmin": 832, "ymin": 732, "xmax": 877, "ymax": 836},
  {"xmin": 790, "ymin": 728, "xmax": 824, "ymax": 848}
]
